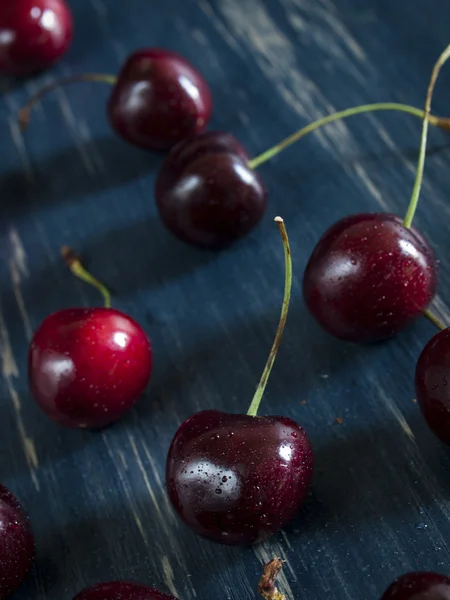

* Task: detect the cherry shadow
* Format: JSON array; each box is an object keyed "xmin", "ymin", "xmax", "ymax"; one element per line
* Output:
[{"xmin": 0, "ymin": 135, "xmax": 161, "ymax": 219}]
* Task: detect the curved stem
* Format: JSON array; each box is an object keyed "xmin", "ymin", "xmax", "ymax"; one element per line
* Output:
[
  {"xmin": 248, "ymin": 103, "xmax": 450, "ymax": 170},
  {"xmin": 258, "ymin": 558, "xmax": 286, "ymax": 600},
  {"xmin": 247, "ymin": 217, "xmax": 292, "ymax": 417},
  {"xmin": 403, "ymin": 45, "xmax": 450, "ymax": 228},
  {"xmin": 18, "ymin": 73, "xmax": 117, "ymax": 131},
  {"xmin": 61, "ymin": 246, "xmax": 111, "ymax": 309},
  {"xmin": 424, "ymin": 308, "xmax": 447, "ymax": 331}
]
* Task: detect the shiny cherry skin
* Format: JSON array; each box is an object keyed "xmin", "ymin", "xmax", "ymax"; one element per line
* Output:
[
  {"xmin": 0, "ymin": 484, "xmax": 35, "ymax": 597},
  {"xmin": 155, "ymin": 132, "xmax": 267, "ymax": 249},
  {"xmin": 108, "ymin": 49, "xmax": 212, "ymax": 151},
  {"xmin": 303, "ymin": 213, "xmax": 437, "ymax": 343},
  {"xmin": 166, "ymin": 410, "xmax": 313, "ymax": 545},
  {"xmin": 415, "ymin": 328, "xmax": 450, "ymax": 445},
  {"xmin": 381, "ymin": 571, "xmax": 450, "ymax": 599},
  {"xmin": 73, "ymin": 582, "xmax": 177, "ymax": 600},
  {"xmin": 28, "ymin": 307, "xmax": 152, "ymax": 429},
  {"xmin": 0, "ymin": 0, "xmax": 73, "ymax": 76}
]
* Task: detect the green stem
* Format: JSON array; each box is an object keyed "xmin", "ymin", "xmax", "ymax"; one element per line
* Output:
[
  {"xmin": 403, "ymin": 44, "xmax": 450, "ymax": 228},
  {"xmin": 18, "ymin": 73, "xmax": 117, "ymax": 131},
  {"xmin": 247, "ymin": 218, "xmax": 292, "ymax": 418},
  {"xmin": 424, "ymin": 308, "xmax": 447, "ymax": 331},
  {"xmin": 248, "ymin": 102, "xmax": 450, "ymax": 170},
  {"xmin": 61, "ymin": 246, "xmax": 112, "ymax": 309}
]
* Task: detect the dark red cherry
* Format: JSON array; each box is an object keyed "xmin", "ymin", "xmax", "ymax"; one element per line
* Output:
[
  {"xmin": 155, "ymin": 133, "xmax": 267, "ymax": 249},
  {"xmin": 73, "ymin": 581, "xmax": 177, "ymax": 600},
  {"xmin": 166, "ymin": 409, "xmax": 313, "ymax": 545},
  {"xmin": 0, "ymin": 0, "xmax": 73, "ymax": 76},
  {"xmin": 0, "ymin": 484, "xmax": 34, "ymax": 597},
  {"xmin": 415, "ymin": 328, "xmax": 450, "ymax": 445},
  {"xmin": 28, "ymin": 307, "xmax": 152, "ymax": 429},
  {"xmin": 381, "ymin": 571, "xmax": 450, "ymax": 599},
  {"xmin": 107, "ymin": 48, "xmax": 212, "ymax": 151},
  {"xmin": 303, "ymin": 213, "xmax": 437, "ymax": 343}
]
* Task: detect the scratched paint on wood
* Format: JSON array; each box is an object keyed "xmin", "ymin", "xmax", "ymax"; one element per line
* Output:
[{"xmin": 2, "ymin": 0, "xmax": 450, "ymax": 599}]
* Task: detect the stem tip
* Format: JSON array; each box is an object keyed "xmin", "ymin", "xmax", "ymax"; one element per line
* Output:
[{"xmin": 258, "ymin": 558, "xmax": 286, "ymax": 600}]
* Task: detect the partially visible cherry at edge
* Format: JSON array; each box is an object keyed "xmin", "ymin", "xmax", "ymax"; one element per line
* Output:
[
  {"xmin": 72, "ymin": 581, "xmax": 178, "ymax": 600},
  {"xmin": 381, "ymin": 571, "xmax": 450, "ymax": 599},
  {"xmin": 155, "ymin": 131, "xmax": 267, "ymax": 249},
  {"xmin": 0, "ymin": 0, "xmax": 73, "ymax": 76},
  {"xmin": 0, "ymin": 484, "xmax": 35, "ymax": 598}
]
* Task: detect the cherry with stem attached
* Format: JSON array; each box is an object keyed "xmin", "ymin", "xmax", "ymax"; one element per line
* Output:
[
  {"xmin": 301, "ymin": 46, "xmax": 450, "ymax": 343},
  {"xmin": 166, "ymin": 217, "xmax": 314, "ymax": 545},
  {"xmin": 155, "ymin": 102, "xmax": 450, "ymax": 249},
  {"xmin": 0, "ymin": 0, "xmax": 73, "ymax": 76},
  {"xmin": 19, "ymin": 48, "xmax": 212, "ymax": 151},
  {"xmin": 28, "ymin": 247, "xmax": 153, "ymax": 429}
]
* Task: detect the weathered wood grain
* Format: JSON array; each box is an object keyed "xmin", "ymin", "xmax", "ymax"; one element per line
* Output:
[{"xmin": 2, "ymin": 0, "xmax": 450, "ymax": 598}]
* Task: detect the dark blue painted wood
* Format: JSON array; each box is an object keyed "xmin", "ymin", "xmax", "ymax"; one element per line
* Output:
[{"xmin": 2, "ymin": 1, "xmax": 450, "ymax": 598}]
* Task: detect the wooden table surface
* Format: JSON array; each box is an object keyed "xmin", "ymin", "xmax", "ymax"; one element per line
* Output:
[{"xmin": 2, "ymin": 1, "xmax": 450, "ymax": 598}]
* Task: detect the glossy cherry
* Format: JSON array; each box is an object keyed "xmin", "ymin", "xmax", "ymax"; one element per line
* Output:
[
  {"xmin": 155, "ymin": 131, "xmax": 267, "ymax": 248},
  {"xmin": 0, "ymin": 484, "xmax": 35, "ymax": 597},
  {"xmin": 302, "ymin": 213, "xmax": 437, "ymax": 343},
  {"xmin": 166, "ymin": 218, "xmax": 313, "ymax": 545},
  {"xmin": 73, "ymin": 582, "xmax": 177, "ymax": 600},
  {"xmin": 0, "ymin": 0, "xmax": 73, "ymax": 76},
  {"xmin": 108, "ymin": 49, "xmax": 212, "ymax": 150},
  {"xmin": 29, "ymin": 307, "xmax": 152, "ymax": 429},
  {"xmin": 381, "ymin": 571, "xmax": 450, "ymax": 599},
  {"xmin": 415, "ymin": 327, "xmax": 450, "ymax": 445}
]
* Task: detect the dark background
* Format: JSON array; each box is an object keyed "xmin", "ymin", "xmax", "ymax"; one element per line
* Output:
[{"xmin": 2, "ymin": 0, "xmax": 450, "ymax": 598}]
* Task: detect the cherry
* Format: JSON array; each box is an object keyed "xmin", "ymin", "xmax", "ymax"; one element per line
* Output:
[
  {"xmin": 302, "ymin": 46, "xmax": 450, "ymax": 343},
  {"xmin": 415, "ymin": 327, "xmax": 450, "ymax": 444},
  {"xmin": 166, "ymin": 218, "xmax": 313, "ymax": 545},
  {"xmin": 0, "ymin": 484, "xmax": 35, "ymax": 597},
  {"xmin": 302, "ymin": 213, "xmax": 437, "ymax": 342},
  {"xmin": 381, "ymin": 571, "xmax": 450, "ymax": 599},
  {"xmin": 19, "ymin": 48, "xmax": 212, "ymax": 151},
  {"xmin": 28, "ymin": 249, "xmax": 152, "ymax": 429},
  {"xmin": 73, "ymin": 582, "xmax": 177, "ymax": 600},
  {"xmin": 155, "ymin": 131, "xmax": 267, "ymax": 248},
  {"xmin": 154, "ymin": 103, "xmax": 450, "ymax": 250},
  {"xmin": 0, "ymin": 0, "xmax": 73, "ymax": 76}
]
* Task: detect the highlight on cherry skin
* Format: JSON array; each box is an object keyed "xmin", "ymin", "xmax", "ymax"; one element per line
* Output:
[
  {"xmin": 155, "ymin": 130, "xmax": 267, "ymax": 249},
  {"xmin": 0, "ymin": 483, "xmax": 35, "ymax": 598},
  {"xmin": 166, "ymin": 218, "xmax": 314, "ymax": 545},
  {"xmin": 380, "ymin": 571, "xmax": 450, "ymax": 599},
  {"xmin": 19, "ymin": 48, "xmax": 212, "ymax": 151},
  {"xmin": 0, "ymin": 0, "xmax": 73, "ymax": 76},
  {"xmin": 72, "ymin": 581, "xmax": 178, "ymax": 600},
  {"xmin": 302, "ymin": 213, "xmax": 437, "ymax": 343}
]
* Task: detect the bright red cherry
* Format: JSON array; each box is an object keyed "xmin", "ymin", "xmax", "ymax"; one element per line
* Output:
[
  {"xmin": 155, "ymin": 131, "xmax": 267, "ymax": 248},
  {"xmin": 302, "ymin": 213, "xmax": 437, "ymax": 343},
  {"xmin": 381, "ymin": 571, "xmax": 450, "ymax": 599},
  {"xmin": 0, "ymin": 484, "xmax": 35, "ymax": 597},
  {"xmin": 0, "ymin": 0, "xmax": 73, "ymax": 76},
  {"xmin": 108, "ymin": 49, "xmax": 212, "ymax": 150},
  {"xmin": 73, "ymin": 582, "xmax": 177, "ymax": 600},
  {"xmin": 28, "ymin": 307, "xmax": 152, "ymax": 429},
  {"xmin": 415, "ymin": 328, "xmax": 450, "ymax": 445},
  {"xmin": 166, "ymin": 218, "xmax": 313, "ymax": 545}
]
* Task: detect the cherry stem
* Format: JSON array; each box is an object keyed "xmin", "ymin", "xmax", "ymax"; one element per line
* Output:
[
  {"xmin": 257, "ymin": 558, "xmax": 286, "ymax": 600},
  {"xmin": 61, "ymin": 246, "xmax": 112, "ymax": 308},
  {"xmin": 403, "ymin": 44, "xmax": 450, "ymax": 229},
  {"xmin": 18, "ymin": 73, "xmax": 117, "ymax": 131},
  {"xmin": 424, "ymin": 308, "xmax": 447, "ymax": 331},
  {"xmin": 248, "ymin": 102, "xmax": 450, "ymax": 170},
  {"xmin": 247, "ymin": 217, "xmax": 292, "ymax": 418}
]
